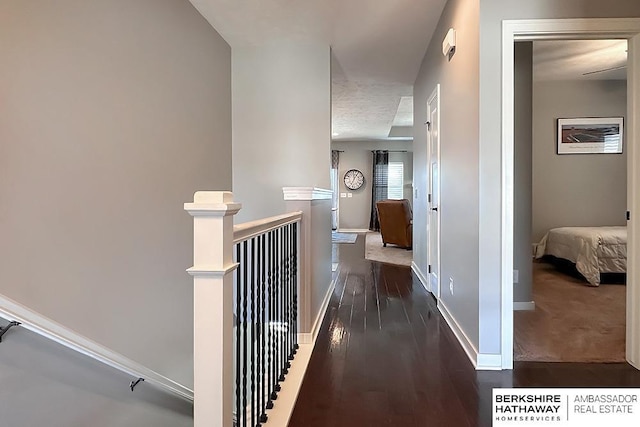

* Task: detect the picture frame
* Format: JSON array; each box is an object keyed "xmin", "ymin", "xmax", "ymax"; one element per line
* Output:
[{"xmin": 557, "ymin": 117, "xmax": 624, "ymax": 155}]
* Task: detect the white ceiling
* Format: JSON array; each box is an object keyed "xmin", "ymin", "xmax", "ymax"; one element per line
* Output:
[
  {"xmin": 189, "ymin": 0, "xmax": 448, "ymax": 141},
  {"xmin": 533, "ymin": 39, "xmax": 628, "ymax": 81}
]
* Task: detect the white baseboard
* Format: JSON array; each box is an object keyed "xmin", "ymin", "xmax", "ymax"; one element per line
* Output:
[
  {"xmin": 476, "ymin": 353, "xmax": 503, "ymax": 370},
  {"xmin": 437, "ymin": 300, "xmax": 478, "ymax": 368},
  {"xmin": 336, "ymin": 228, "xmax": 370, "ymax": 234},
  {"xmin": 411, "ymin": 262, "xmax": 430, "ymax": 294},
  {"xmin": 0, "ymin": 292, "xmax": 193, "ymax": 401},
  {"xmin": 514, "ymin": 301, "xmax": 535, "ymax": 311},
  {"xmin": 268, "ymin": 279, "xmax": 335, "ymax": 426},
  {"xmin": 437, "ymin": 300, "xmax": 504, "ymax": 370},
  {"xmin": 298, "ymin": 278, "xmax": 336, "ymax": 345},
  {"xmin": 262, "ymin": 340, "xmax": 314, "ymax": 427}
]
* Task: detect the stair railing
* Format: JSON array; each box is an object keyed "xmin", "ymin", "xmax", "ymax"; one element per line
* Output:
[{"xmin": 185, "ymin": 191, "xmax": 302, "ymax": 427}]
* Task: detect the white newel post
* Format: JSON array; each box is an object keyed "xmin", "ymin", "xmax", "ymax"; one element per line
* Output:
[{"xmin": 184, "ymin": 191, "xmax": 241, "ymax": 427}]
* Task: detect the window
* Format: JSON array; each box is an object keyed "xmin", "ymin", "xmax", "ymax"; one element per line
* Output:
[{"xmin": 387, "ymin": 162, "xmax": 404, "ymax": 199}]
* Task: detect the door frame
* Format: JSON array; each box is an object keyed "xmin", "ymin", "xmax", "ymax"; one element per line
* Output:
[
  {"xmin": 501, "ymin": 18, "xmax": 640, "ymax": 369},
  {"xmin": 427, "ymin": 84, "xmax": 442, "ymax": 299}
]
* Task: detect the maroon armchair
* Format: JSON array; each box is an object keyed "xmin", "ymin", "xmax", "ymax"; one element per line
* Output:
[{"xmin": 375, "ymin": 199, "xmax": 412, "ymax": 249}]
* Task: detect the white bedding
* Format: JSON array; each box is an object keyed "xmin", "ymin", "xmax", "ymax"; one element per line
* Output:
[{"xmin": 534, "ymin": 226, "xmax": 627, "ymax": 286}]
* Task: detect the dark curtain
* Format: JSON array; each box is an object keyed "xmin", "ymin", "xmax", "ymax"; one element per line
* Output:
[
  {"xmin": 369, "ymin": 150, "xmax": 389, "ymax": 231},
  {"xmin": 331, "ymin": 150, "xmax": 340, "ymax": 169},
  {"xmin": 331, "ymin": 150, "xmax": 340, "ymax": 230}
]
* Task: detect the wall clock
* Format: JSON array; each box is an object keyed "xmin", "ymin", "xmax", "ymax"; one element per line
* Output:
[{"xmin": 344, "ymin": 169, "xmax": 365, "ymax": 190}]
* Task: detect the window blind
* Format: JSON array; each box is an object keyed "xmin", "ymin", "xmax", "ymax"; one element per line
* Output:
[{"xmin": 387, "ymin": 162, "xmax": 404, "ymax": 199}]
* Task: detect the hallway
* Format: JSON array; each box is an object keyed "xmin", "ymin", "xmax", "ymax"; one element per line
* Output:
[{"xmin": 288, "ymin": 235, "xmax": 640, "ymax": 427}]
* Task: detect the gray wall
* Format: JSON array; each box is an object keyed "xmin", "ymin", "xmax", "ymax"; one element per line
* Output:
[
  {"xmin": 0, "ymin": 319, "xmax": 193, "ymax": 427},
  {"xmin": 309, "ymin": 201, "xmax": 332, "ymax": 328},
  {"xmin": 332, "ymin": 140, "xmax": 413, "ymax": 230},
  {"xmin": 532, "ymin": 79, "xmax": 627, "ymax": 241},
  {"xmin": 0, "ymin": 0, "xmax": 232, "ymax": 396},
  {"xmin": 477, "ymin": 0, "xmax": 640, "ymax": 355},
  {"xmin": 283, "ymin": 199, "xmax": 332, "ymax": 335},
  {"xmin": 232, "ymin": 44, "xmax": 331, "ymax": 223},
  {"xmin": 414, "ymin": 0, "xmax": 480, "ymax": 348},
  {"xmin": 514, "ymin": 42, "xmax": 533, "ymax": 304}
]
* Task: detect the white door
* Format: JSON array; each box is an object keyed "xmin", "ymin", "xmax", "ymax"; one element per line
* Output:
[{"xmin": 427, "ymin": 85, "xmax": 441, "ymax": 298}]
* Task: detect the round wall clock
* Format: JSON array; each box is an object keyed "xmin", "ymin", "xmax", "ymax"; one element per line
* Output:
[{"xmin": 344, "ymin": 169, "xmax": 365, "ymax": 190}]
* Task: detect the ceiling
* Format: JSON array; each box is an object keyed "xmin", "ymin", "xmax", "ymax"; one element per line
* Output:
[
  {"xmin": 533, "ymin": 39, "xmax": 628, "ymax": 81},
  {"xmin": 189, "ymin": 0, "xmax": 448, "ymax": 142}
]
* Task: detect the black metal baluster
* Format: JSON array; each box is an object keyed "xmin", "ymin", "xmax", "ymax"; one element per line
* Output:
[
  {"xmin": 278, "ymin": 227, "xmax": 287, "ymax": 382},
  {"xmin": 283, "ymin": 227, "xmax": 288, "ymax": 379},
  {"xmin": 283, "ymin": 225, "xmax": 289, "ymax": 376},
  {"xmin": 285, "ymin": 224, "xmax": 293, "ymax": 367},
  {"xmin": 260, "ymin": 234, "xmax": 268, "ymax": 424},
  {"xmin": 293, "ymin": 223, "xmax": 299, "ymax": 353},
  {"xmin": 235, "ymin": 244, "xmax": 242, "ymax": 427},
  {"xmin": 250, "ymin": 238, "xmax": 256, "ymax": 427},
  {"xmin": 254, "ymin": 236, "xmax": 260, "ymax": 427},
  {"xmin": 273, "ymin": 228, "xmax": 282, "ymax": 392},
  {"xmin": 291, "ymin": 223, "xmax": 296, "ymax": 356},
  {"xmin": 274, "ymin": 227, "xmax": 282, "ymax": 384},
  {"xmin": 287, "ymin": 224, "xmax": 294, "ymax": 363},
  {"xmin": 290, "ymin": 224, "xmax": 294, "ymax": 362},
  {"xmin": 273, "ymin": 230, "xmax": 281, "ymax": 393},
  {"xmin": 242, "ymin": 241, "xmax": 249, "ymax": 427},
  {"xmin": 283, "ymin": 225, "xmax": 289, "ymax": 375},
  {"xmin": 255, "ymin": 235, "xmax": 262, "ymax": 427},
  {"xmin": 267, "ymin": 230, "xmax": 276, "ymax": 407}
]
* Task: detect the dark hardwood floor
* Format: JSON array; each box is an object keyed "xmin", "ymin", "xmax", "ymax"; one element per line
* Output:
[{"xmin": 288, "ymin": 235, "xmax": 640, "ymax": 427}]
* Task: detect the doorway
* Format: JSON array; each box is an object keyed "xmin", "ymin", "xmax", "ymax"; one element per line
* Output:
[{"xmin": 501, "ymin": 19, "xmax": 640, "ymax": 369}]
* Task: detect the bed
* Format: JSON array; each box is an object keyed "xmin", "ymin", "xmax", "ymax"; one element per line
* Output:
[{"xmin": 534, "ymin": 226, "xmax": 627, "ymax": 286}]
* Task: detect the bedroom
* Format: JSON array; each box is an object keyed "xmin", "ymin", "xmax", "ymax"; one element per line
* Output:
[{"xmin": 513, "ymin": 39, "xmax": 629, "ymax": 362}]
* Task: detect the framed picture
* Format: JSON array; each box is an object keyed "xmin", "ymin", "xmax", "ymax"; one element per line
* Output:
[{"xmin": 557, "ymin": 117, "xmax": 624, "ymax": 154}]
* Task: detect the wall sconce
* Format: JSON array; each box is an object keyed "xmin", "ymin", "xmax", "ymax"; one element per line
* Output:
[{"xmin": 442, "ymin": 28, "xmax": 456, "ymax": 57}]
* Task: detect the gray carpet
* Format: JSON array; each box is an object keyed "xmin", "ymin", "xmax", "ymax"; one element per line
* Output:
[
  {"xmin": 514, "ymin": 261, "xmax": 626, "ymax": 362},
  {"xmin": 365, "ymin": 232, "xmax": 412, "ymax": 267}
]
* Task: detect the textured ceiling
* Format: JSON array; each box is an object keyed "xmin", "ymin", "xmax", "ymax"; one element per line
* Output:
[
  {"xmin": 533, "ymin": 39, "xmax": 628, "ymax": 81},
  {"xmin": 392, "ymin": 97, "xmax": 414, "ymax": 127},
  {"xmin": 189, "ymin": 0, "xmax": 448, "ymax": 141},
  {"xmin": 331, "ymin": 78, "xmax": 412, "ymax": 140}
]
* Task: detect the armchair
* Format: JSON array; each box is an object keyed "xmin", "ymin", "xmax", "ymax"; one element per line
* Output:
[{"xmin": 375, "ymin": 199, "xmax": 412, "ymax": 249}]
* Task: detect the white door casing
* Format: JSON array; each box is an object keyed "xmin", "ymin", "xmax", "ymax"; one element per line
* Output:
[
  {"xmin": 427, "ymin": 85, "xmax": 441, "ymax": 299},
  {"xmin": 627, "ymin": 32, "xmax": 640, "ymax": 368},
  {"xmin": 501, "ymin": 18, "xmax": 640, "ymax": 370}
]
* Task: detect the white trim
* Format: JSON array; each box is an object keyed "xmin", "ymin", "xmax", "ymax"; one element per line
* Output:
[
  {"xmin": 263, "ymin": 278, "xmax": 335, "ymax": 425},
  {"xmin": 437, "ymin": 300, "xmax": 478, "ymax": 368},
  {"xmin": 282, "ymin": 187, "xmax": 333, "ymax": 201},
  {"xmin": 415, "ymin": 285, "xmax": 503, "ymax": 370},
  {"xmin": 501, "ymin": 19, "xmax": 516, "ymax": 371},
  {"xmin": 476, "ymin": 354, "xmax": 502, "ymax": 371},
  {"xmin": 505, "ymin": 18, "xmax": 640, "ymax": 40},
  {"xmin": 185, "ymin": 190, "xmax": 238, "ymax": 426},
  {"xmin": 297, "ymin": 278, "xmax": 336, "ymax": 345},
  {"xmin": 627, "ymin": 34, "xmax": 640, "ymax": 369},
  {"xmin": 0, "ymin": 293, "xmax": 193, "ymax": 401},
  {"xmin": 263, "ymin": 336, "xmax": 316, "ymax": 426},
  {"xmin": 184, "ymin": 191, "xmax": 241, "ymax": 217},
  {"xmin": 233, "ymin": 211, "xmax": 303, "ymax": 244},
  {"xmin": 501, "ymin": 18, "xmax": 640, "ymax": 370},
  {"xmin": 411, "ymin": 262, "xmax": 430, "ymax": 294},
  {"xmin": 187, "ymin": 263, "xmax": 239, "ymax": 277},
  {"xmin": 337, "ymin": 228, "xmax": 370, "ymax": 234},
  {"xmin": 514, "ymin": 301, "xmax": 535, "ymax": 311},
  {"xmin": 427, "ymin": 84, "xmax": 442, "ymax": 299}
]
